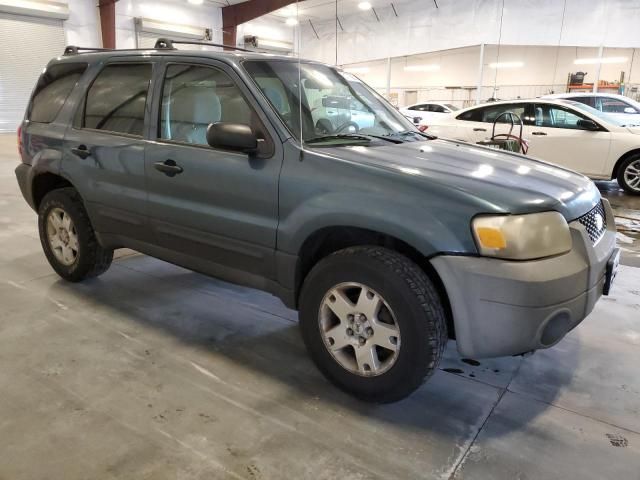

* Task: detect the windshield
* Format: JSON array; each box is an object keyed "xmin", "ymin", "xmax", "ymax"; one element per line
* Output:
[
  {"xmin": 444, "ymin": 104, "xmax": 459, "ymax": 111},
  {"xmin": 243, "ymin": 60, "xmax": 425, "ymax": 145},
  {"xmin": 561, "ymin": 100, "xmax": 628, "ymax": 126}
]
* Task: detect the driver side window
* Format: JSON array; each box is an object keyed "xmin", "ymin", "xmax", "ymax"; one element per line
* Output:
[
  {"xmin": 160, "ymin": 64, "xmax": 252, "ymax": 146},
  {"xmin": 534, "ymin": 105, "xmax": 593, "ymax": 130}
]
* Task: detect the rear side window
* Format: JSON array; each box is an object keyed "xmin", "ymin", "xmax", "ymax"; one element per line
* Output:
[
  {"xmin": 571, "ymin": 96, "xmax": 596, "ymax": 108},
  {"xmin": 29, "ymin": 63, "xmax": 87, "ymax": 123},
  {"xmin": 457, "ymin": 108, "xmax": 483, "ymax": 121},
  {"xmin": 83, "ymin": 63, "xmax": 152, "ymax": 136}
]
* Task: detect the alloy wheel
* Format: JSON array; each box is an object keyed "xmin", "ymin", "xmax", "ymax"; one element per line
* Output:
[
  {"xmin": 318, "ymin": 282, "xmax": 401, "ymax": 377},
  {"xmin": 46, "ymin": 207, "xmax": 79, "ymax": 266},
  {"xmin": 623, "ymin": 159, "xmax": 640, "ymax": 192}
]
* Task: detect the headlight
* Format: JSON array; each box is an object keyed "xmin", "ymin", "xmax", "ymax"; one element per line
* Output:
[{"xmin": 472, "ymin": 211, "xmax": 572, "ymax": 260}]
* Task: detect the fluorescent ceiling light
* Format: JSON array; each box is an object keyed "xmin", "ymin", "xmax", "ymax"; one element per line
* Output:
[
  {"xmin": 489, "ymin": 61, "xmax": 524, "ymax": 69},
  {"xmin": 358, "ymin": 2, "xmax": 372, "ymax": 10},
  {"xmin": 188, "ymin": 0, "xmax": 203, "ymax": 4},
  {"xmin": 285, "ymin": 17, "xmax": 298, "ymax": 26},
  {"xmin": 574, "ymin": 56, "xmax": 627, "ymax": 65},
  {"xmin": 404, "ymin": 64, "xmax": 440, "ymax": 72},
  {"xmin": 344, "ymin": 67, "xmax": 370, "ymax": 73}
]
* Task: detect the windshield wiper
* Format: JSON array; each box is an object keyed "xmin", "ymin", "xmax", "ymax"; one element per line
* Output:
[
  {"xmin": 384, "ymin": 130, "xmax": 437, "ymax": 140},
  {"xmin": 305, "ymin": 134, "xmax": 373, "ymax": 144}
]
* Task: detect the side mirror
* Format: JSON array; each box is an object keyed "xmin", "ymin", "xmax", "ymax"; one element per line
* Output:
[
  {"xmin": 624, "ymin": 106, "xmax": 636, "ymax": 114},
  {"xmin": 206, "ymin": 122, "xmax": 257, "ymax": 153},
  {"xmin": 576, "ymin": 119, "xmax": 599, "ymax": 131}
]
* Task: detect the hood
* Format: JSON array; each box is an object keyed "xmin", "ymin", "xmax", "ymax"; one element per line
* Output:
[
  {"xmin": 625, "ymin": 125, "xmax": 640, "ymax": 135},
  {"xmin": 320, "ymin": 138, "xmax": 600, "ymax": 220}
]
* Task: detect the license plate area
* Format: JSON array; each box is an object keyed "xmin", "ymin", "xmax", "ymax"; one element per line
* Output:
[{"xmin": 603, "ymin": 248, "xmax": 620, "ymax": 296}]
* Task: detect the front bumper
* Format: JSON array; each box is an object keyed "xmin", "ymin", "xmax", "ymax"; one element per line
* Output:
[{"xmin": 432, "ymin": 199, "xmax": 617, "ymax": 358}]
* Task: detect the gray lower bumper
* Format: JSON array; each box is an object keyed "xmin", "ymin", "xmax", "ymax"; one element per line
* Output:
[{"xmin": 432, "ymin": 199, "xmax": 617, "ymax": 358}]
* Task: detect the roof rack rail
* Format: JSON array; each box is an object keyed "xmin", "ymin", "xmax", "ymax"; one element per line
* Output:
[
  {"xmin": 63, "ymin": 45, "xmax": 112, "ymax": 56},
  {"xmin": 154, "ymin": 37, "xmax": 253, "ymax": 53}
]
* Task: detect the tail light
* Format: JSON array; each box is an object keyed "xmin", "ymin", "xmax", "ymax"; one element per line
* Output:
[
  {"xmin": 17, "ymin": 125, "xmax": 23, "ymax": 158},
  {"xmin": 418, "ymin": 125, "xmax": 428, "ymax": 132}
]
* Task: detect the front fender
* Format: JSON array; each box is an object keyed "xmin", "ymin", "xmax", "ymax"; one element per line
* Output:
[{"xmin": 277, "ymin": 190, "xmax": 475, "ymax": 257}]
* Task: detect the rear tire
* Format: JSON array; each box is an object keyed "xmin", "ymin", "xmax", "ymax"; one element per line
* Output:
[
  {"xmin": 617, "ymin": 154, "xmax": 640, "ymax": 195},
  {"xmin": 299, "ymin": 246, "xmax": 448, "ymax": 403},
  {"xmin": 38, "ymin": 187, "xmax": 113, "ymax": 282}
]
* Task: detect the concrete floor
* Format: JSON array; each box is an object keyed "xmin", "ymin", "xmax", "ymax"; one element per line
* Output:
[{"xmin": 1, "ymin": 132, "xmax": 640, "ymax": 480}]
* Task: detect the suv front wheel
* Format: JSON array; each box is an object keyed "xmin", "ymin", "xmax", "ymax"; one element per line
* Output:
[
  {"xmin": 38, "ymin": 187, "xmax": 113, "ymax": 282},
  {"xmin": 299, "ymin": 246, "xmax": 448, "ymax": 403}
]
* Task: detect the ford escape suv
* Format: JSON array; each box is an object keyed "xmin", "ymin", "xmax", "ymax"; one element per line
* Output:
[{"xmin": 15, "ymin": 39, "xmax": 619, "ymax": 402}]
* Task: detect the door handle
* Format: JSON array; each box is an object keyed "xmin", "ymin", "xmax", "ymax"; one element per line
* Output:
[
  {"xmin": 473, "ymin": 127, "xmax": 487, "ymax": 132},
  {"xmin": 531, "ymin": 131, "xmax": 548, "ymax": 136},
  {"xmin": 71, "ymin": 145, "xmax": 91, "ymax": 159},
  {"xmin": 154, "ymin": 159, "xmax": 183, "ymax": 177}
]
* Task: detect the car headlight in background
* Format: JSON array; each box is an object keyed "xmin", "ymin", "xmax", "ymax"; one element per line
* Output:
[{"xmin": 472, "ymin": 211, "xmax": 572, "ymax": 260}]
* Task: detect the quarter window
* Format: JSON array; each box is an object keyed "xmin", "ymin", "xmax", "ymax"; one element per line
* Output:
[
  {"xmin": 29, "ymin": 63, "xmax": 87, "ymax": 123},
  {"xmin": 83, "ymin": 63, "xmax": 152, "ymax": 136},
  {"xmin": 571, "ymin": 96, "xmax": 596, "ymax": 108}
]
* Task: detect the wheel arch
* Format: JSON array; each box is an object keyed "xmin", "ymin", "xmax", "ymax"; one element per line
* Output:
[
  {"xmin": 32, "ymin": 172, "xmax": 75, "ymax": 210},
  {"xmin": 611, "ymin": 148, "xmax": 640, "ymax": 180},
  {"xmin": 293, "ymin": 225, "xmax": 455, "ymax": 339}
]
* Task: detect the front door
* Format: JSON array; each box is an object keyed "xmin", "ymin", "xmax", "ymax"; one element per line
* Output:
[
  {"xmin": 63, "ymin": 60, "xmax": 154, "ymax": 243},
  {"xmin": 527, "ymin": 103, "xmax": 611, "ymax": 176},
  {"xmin": 144, "ymin": 60, "xmax": 282, "ymax": 279}
]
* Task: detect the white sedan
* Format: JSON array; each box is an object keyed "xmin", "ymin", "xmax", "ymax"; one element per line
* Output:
[
  {"xmin": 399, "ymin": 102, "xmax": 459, "ymax": 125},
  {"xmin": 427, "ymin": 98, "xmax": 640, "ymax": 194},
  {"xmin": 541, "ymin": 93, "xmax": 640, "ymax": 125}
]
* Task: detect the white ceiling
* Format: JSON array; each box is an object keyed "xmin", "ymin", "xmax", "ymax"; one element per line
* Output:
[
  {"xmin": 270, "ymin": 0, "xmax": 418, "ymax": 21},
  {"xmin": 205, "ymin": 0, "xmax": 421, "ymax": 22}
]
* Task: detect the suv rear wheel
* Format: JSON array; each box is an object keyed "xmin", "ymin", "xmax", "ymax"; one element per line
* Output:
[
  {"xmin": 38, "ymin": 188, "xmax": 113, "ymax": 281},
  {"xmin": 617, "ymin": 154, "xmax": 640, "ymax": 195},
  {"xmin": 299, "ymin": 246, "xmax": 448, "ymax": 403}
]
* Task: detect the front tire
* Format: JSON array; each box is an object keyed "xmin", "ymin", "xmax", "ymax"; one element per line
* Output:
[
  {"xmin": 299, "ymin": 246, "xmax": 448, "ymax": 403},
  {"xmin": 38, "ymin": 187, "xmax": 113, "ymax": 282},
  {"xmin": 617, "ymin": 154, "xmax": 640, "ymax": 195}
]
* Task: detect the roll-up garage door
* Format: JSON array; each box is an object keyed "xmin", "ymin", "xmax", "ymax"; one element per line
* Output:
[{"xmin": 0, "ymin": 12, "xmax": 66, "ymax": 131}]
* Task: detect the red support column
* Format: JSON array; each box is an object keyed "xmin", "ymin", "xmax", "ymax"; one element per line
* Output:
[
  {"xmin": 222, "ymin": 0, "xmax": 296, "ymax": 47},
  {"xmin": 98, "ymin": 0, "xmax": 118, "ymax": 49}
]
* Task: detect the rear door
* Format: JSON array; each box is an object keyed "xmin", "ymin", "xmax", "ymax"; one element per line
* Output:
[
  {"xmin": 144, "ymin": 58, "xmax": 282, "ymax": 279},
  {"xmin": 527, "ymin": 103, "xmax": 611, "ymax": 175},
  {"xmin": 63, "ymin": 59, "xmax": 155, "ymax": 243}
]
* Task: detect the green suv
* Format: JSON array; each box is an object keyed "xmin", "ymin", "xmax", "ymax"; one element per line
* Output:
[{"xmin": 15, "ymin": 39, "xmax": 619, "ymax": 402}]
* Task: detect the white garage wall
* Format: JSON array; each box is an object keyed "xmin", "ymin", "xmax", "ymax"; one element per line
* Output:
[
  {"xmin": 346, "ymin": 43, "xmax": 638, "ymax": 107},
  {"xmin": 115, "ymin": 0, "xmax": 223, "ymax": 49},
  {"xmin": 236, "ymin": 16, "xmax": 297, "ymax": 51},
  {"xmin": 299, "ymin": 0, "xmax": 640, "ymax": 65},
  {"xmin": 64, "ymin": 0, "xmax": 100, "ymax": 47}
]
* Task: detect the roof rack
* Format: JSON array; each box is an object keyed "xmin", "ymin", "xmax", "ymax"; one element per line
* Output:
[
  {"xmin": 154, "ymin": 38, "xmax": 253, "ymax": 52},
  {"xmin": 63, "ymin": 38, "xmax": 254, "ymax": 57}
]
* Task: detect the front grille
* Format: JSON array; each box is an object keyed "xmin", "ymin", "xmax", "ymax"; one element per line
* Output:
[{"xmin": 577, "ymin": 201, "xmax": 607, "ymax": 244}]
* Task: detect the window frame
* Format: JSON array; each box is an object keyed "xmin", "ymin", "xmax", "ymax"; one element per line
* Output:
[
  {"xmin": 76, "ymin": 60, "xmax": 155, "ymax": 139},
  {"xmin": 533, "ymin": 103, "xmax": 607, "ymax": 131},
  {"xmin": 457, "ymin": 103, "xmax": 534, "ymax": 125},
  {"xmin": 596, "ymin": 96, "xmax": 639, "ymax": 114},
  {"xmin": 154, "ymin": 60, "xmax": 274, "ymax": 157},
  {"xmin": 28, "ymin": 62, "xmax": 88, "ymax": 124}
]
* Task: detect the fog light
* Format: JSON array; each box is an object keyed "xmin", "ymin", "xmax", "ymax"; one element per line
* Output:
[{"xmin": 540, "ymin": 312, "xmax": 570, "ymax": 347}]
